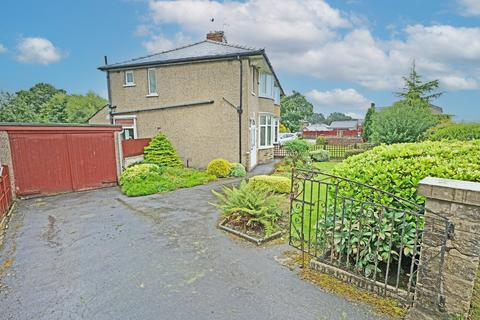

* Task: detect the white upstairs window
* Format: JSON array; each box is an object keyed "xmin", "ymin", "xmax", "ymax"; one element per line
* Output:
[
  {"xmin": 124, "ymin": 70, "xmax": 135, "ymax": 86},
  {"xmin": 147, "ymin": 68, "xmax": 158, "ymax": 96},
  {"xmin": 259, "ymin": 73, "xmax": 274, "ymax": 99}
]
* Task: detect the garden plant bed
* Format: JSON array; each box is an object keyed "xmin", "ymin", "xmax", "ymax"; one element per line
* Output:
[{"xmin": 218, "ymin": 216, "xmax": 284, "ymax": 245}]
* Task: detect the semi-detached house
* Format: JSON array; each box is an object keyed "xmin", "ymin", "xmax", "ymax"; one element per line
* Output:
[{"xmin": 89, "ymin": 31, "xmax": 284, "ymax": 170}]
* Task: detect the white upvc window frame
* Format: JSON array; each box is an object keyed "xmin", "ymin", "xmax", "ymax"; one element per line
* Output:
[
  {"xmin": 124, "ymin": 70, "xmax": 135, "ymax": 87},
  {"xmin": 147, "ymin": 68, "xmax": 158, "ymax": 97},
  {"xmin": 273, "ymin": 118, "xmax": 280, "ymax": 144},
  {"xmin": 274, "ymin": 85, "xmax": 280, "ymax": 105},
  {"xmin": 259, "ymin": 72, "xmax": 274, "ymax": 99},
  {"xmin": 114, "ymin": 115, "xmax": 138, "ymax": 140},
  {"xmin": 259, "ymin": 113, "xmax": 276, "ymax": 149}
]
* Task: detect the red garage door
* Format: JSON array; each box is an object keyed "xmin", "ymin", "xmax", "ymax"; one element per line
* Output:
[{"xmin": 5, "ymin": 125, "xmax": 121, "ymax": 196}]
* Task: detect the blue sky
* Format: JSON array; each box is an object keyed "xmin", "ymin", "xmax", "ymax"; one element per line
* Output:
[{"xmin": 0, "ymin": 0, "xmax": 479, "ymax": 121}]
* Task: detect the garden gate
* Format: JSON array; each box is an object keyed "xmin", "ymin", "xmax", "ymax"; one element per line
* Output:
[{"xmin": 289, "ymin": 168, "xmax": 452, "ymax": 306}]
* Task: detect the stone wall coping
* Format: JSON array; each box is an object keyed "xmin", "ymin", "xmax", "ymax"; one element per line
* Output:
[{"xmin": 418, "ymin": 177, "xmax": 480, "ymax": 206}]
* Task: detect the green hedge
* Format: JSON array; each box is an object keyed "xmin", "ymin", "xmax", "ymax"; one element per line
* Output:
[
  {"xmin": 332, "ymin": 140, "xmax": 480, "ymax": 205},
  {"xmin": 249, "ymin": 175, "xmax": 291, "ymax": 194},
  {"xmin": 119, "ymin": 164, "xmax": 216, "ymax": 197},
  {"xmin": 425, "ymin": 123, "xmax": 480, "ymax": 141},
  {"xmin": 310, "ymin": 149, "xmax": 330, "ymax": 162}
]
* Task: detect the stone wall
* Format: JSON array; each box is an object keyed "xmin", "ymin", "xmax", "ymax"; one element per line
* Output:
[
  {"xmin": 407, "ymin": 177, "xmax": 480, "ymax": 319},
  {"xmin": 258, "ymin": 148, "xmax": 274, "ymax": 164}
]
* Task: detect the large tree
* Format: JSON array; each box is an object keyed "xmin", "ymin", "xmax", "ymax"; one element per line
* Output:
[
  {"xmin": 307, "ymin": 112, "xmax": 325, "ymax": 124},
  {"xmin": 280, "ymin": 91, "xmax": 313, "ymax": 132},
  {"xmin": 325, "ymin": 112, "xmax": 352, "ymax": 125},
  {"xmin": 0, "ymin": 83, "xmax": 106, "ymax": 123}
]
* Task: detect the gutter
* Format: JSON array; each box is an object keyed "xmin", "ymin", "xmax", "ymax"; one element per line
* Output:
[
  {"xmin": 98, "ymin": 50, "xmax": 265, "ymax": 71},
  {"xmin": 237, "ymin": 56, "xmax": 243, "ymax": 164},
  {"xmin": 111, "ymin": 100, "xmax": 214, "ymax": 115}
]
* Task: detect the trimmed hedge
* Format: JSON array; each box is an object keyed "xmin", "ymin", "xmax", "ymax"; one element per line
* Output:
[
  {"xmin": 332, "ymin": 140, "xmax": 480, "ymax": 205},
  {"xmin": 425, "ymin": 123, "xmax": 480, "ymax": 141},
  {"xmin": 144, "ymin": 132, "xmax": 183, "ymax": 168},
  {"xmin": 343, "ymin": 149, "xmax": 365, "ymax": 158},
  {"xmin": 229, "ymin": 162, "xmax": 247, "ymax": 177},
  {"xmin": 249, "ymin": 175, "xmax": 291, "ymax": 194},
  {"xmin": 207, "ymin": 158, "xmax": 232, "ymax": 178}
]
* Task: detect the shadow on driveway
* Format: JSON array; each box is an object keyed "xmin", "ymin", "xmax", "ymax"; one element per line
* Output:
[{"xmin": 0, "ymin": 166, "xmax": 386, "ymax": 320}]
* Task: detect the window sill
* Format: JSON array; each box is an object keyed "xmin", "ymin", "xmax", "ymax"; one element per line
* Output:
[
  {"xmin": 123, "ymin": 84, "xmax": 136, "ymax": 87},
  {"xmin": 146, "ymin": 93, "xmax": 159, "ymax": 97},
  {"xmin": 258, "ymin": 145, "xmax": 274, "ymax": 150},
  {"xmin": 259, "ymin": 96, "xmax": 275, "ymax": 101}
]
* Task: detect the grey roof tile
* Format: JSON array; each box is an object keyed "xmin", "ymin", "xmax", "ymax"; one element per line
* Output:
[{"xmin": 100, "ymin": 40, "xmax": 263, "ymax": 70}]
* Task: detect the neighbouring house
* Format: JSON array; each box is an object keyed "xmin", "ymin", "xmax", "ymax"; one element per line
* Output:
[
  {"xmin": 302, "ymin": 120, "xmax": 363, "ymax": 140},
  {"xmin": 329, "ymin": 120, "xmax": 363, "ymax": 137},
  {"xmin": 89, "ymin": 31, "xmax": 283, "ymax": 170}
]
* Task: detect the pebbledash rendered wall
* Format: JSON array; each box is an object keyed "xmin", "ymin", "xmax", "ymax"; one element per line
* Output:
[{"xmin": 90, "ymin": 58, "xmax": 279, "ymax": 170}]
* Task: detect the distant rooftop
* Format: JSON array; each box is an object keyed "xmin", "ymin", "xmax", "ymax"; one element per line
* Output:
[
  {"xmin": 329, "ymin": 120, "xmax": 359, "ymax": 129},
  {"xmin": 99, "ymin": 40, "xmax": 263, "ymax": 71}
]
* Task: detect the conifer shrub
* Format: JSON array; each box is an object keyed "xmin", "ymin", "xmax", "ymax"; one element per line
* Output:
[{"xmin": 144, "ymin": 132, "xmax": 183, "ymax": 168}]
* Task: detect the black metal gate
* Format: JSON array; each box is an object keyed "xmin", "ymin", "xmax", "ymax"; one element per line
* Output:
[{"xmin": 289, "ymin": 168, "xmax": 451, "ymax": 304}]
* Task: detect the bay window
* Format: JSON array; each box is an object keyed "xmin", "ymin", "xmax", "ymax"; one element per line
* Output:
[{"xmin": 274, "ymin": 85, "xmax": 280, "ymax": 105}]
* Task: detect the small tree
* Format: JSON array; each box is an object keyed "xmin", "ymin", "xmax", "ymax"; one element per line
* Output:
[
  {"xmin": 144, "ymin": 132, "xmax": 183, "ymax": 168},
  {"xmin": 362, "ymin": 104, "xmax": 376, "ymax": 141}
]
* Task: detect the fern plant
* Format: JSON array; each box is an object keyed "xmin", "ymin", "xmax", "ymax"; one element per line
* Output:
[{"xmin": 211, "ymin": 181, "xmax": 285, "ymax": 236}]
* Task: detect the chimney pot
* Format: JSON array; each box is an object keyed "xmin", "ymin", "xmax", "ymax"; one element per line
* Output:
[{"xmin": 206, "ymin": 31, "xmax": 226, "ymax": 43}]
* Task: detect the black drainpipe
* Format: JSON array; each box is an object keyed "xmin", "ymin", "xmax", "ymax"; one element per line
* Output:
[
  {"xmin": 237, "ymin": 56, "xmax": 243, "ymax": 164},
  {"xmin": 104, "ymin": 56, "xmax": 115, "ymax": 124}
]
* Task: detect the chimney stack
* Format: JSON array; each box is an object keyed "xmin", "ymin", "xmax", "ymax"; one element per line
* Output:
[{"xmin": 206, "ymin": 31, "xmax": 227, "ymax": 43}]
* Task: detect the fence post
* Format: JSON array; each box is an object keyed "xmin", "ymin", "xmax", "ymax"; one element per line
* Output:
[{"xmin": 407, "ymin": 177, "xmax": 480, "ymax": 319}]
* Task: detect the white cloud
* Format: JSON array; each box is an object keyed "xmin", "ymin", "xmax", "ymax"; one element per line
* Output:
[
  {"xmin": 142, "ymin": 32, "xmax": 192, "ymax": 53},
  {"xmin": 306, "ymin": 88, "xmax": 371, "ymax": 116},
  {"xmin": 458, "ymin": 0, "xmax": 480, "ymax": 16},
  {"xmin": 147, "ymin": 0, "xmax": 350, "ymax": 54},
  {"xmin": 16, "ymin": 37, "xmax": 65, "ymax": 64},
  {"xmin": 0, "ymin": 44, "xmax": 6, "ymax": 53},
  {"xmin": 141, "ymin": 0, "xmax": 480, "ymax": 91}
]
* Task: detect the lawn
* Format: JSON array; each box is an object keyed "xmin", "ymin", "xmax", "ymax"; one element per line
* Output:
[{"xmin": 285, "ymin": 161, "xmax": 341, "ymax": 243}]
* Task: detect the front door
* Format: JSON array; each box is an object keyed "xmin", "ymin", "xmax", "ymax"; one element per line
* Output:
[{"xmin": 249, "ymin": 119, "xmax": 257, "ymax": 169}]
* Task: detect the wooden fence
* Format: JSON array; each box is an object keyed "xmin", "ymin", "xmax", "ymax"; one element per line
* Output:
[
  {"xmin": 122, "ymin": 138, "xmax": 151, "ymax": 158},
  {"xmin": 0, "ymin": 165, "xmax": 13, "ymax": 220},
  {"xmin": 274, "ymin": 143, "xmax": 373, "ymax": 160}
]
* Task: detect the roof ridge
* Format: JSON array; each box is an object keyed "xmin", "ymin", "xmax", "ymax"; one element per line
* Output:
[
  {"xmin": 106, "ymin": 40, "xmax": 207, "ymax": 67},
  {"xmin": 204, "ymin": 39, "xmax": 259, "ymax": 51}
]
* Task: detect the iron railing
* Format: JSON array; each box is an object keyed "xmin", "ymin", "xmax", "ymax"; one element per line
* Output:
[{"xmin": 288, "ymin": 168, "xmax": 450, "ymax": 303}]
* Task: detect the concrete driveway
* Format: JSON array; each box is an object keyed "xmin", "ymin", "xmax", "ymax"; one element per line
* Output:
[{"xmin": 0, "ymin": 169, "xmax": 385, "ymax": 319}]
